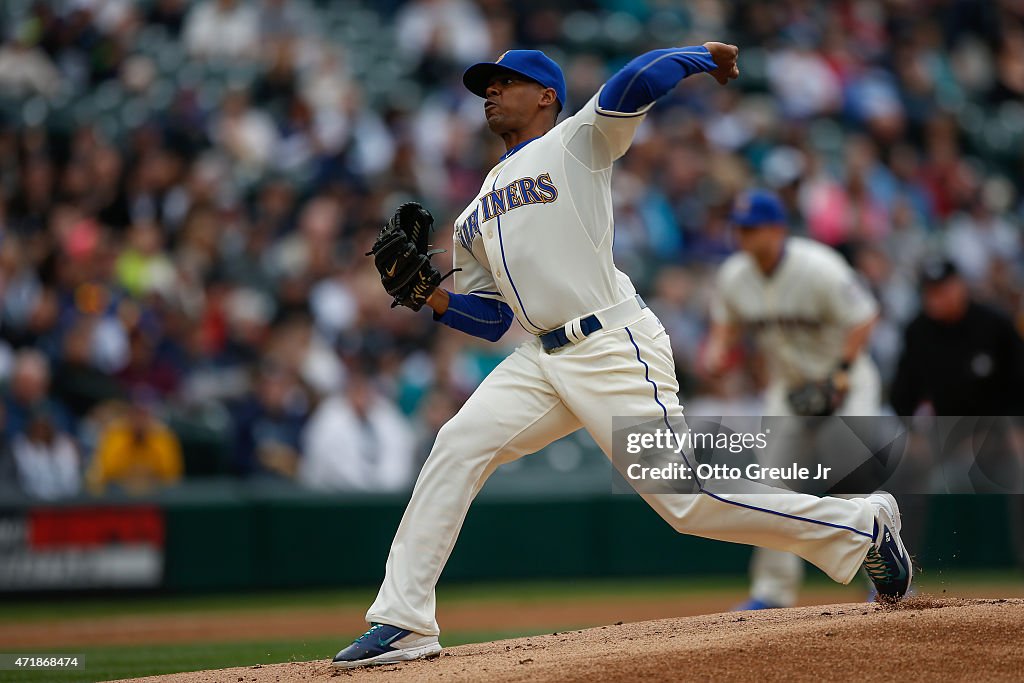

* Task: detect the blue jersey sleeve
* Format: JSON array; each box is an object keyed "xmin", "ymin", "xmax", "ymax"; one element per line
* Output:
[
  {"xmin": 598, "ymin": 46, "xmax": 717, "ymax": 114},
  {"xmin": 434, "ymin": 292, "xmax": 514, "ymax": 342}
]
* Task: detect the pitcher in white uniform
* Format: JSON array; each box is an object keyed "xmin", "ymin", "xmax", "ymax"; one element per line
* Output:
[
  {"xmin": 705, "ymin": 189, "xmax": 882, "ymax": 609},
  {"xmin": 332, "ymin": 46, "xmax": 912, "ymax": 670}
]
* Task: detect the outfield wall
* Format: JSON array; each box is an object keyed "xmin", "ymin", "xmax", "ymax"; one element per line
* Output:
[{"xmin": 0, "ymin": 486, "xmax": 1019, "ymax": 593}]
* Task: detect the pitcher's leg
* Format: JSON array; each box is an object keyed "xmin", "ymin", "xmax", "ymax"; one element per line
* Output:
[
  {"xmin": 639, "ymin": 490, "xmax": 872, "ymax": 584},
  {"xmin": 549, "ymin": 312, "xmax": 874, "ymax": 586},
  {"xmin": 367, "ymin": 342, "xmax": 581, "ymax": 635}
]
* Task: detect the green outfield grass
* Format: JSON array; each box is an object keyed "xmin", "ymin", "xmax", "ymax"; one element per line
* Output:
[
  {"xmin": 0, "ymin": 574, "xmax": 756, "ymax": 623},
  {"xmin": 0, "ymin": 570, "xmax": 1019, "ymax": 683}
]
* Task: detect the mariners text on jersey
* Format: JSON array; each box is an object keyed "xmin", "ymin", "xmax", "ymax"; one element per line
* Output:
[{"xmin": 456, "ymin": 172, "xmax": 559, "ymax": 250}]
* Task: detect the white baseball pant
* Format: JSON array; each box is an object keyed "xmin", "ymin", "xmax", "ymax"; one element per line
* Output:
[{"xmin": 367, "ymin": 310, "xmax": 875, "ymax": 635}]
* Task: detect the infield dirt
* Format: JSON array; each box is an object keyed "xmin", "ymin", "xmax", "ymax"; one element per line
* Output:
[{"xmin": 113, "ymin": 597, "xmax": 1024, "ymax": 683}]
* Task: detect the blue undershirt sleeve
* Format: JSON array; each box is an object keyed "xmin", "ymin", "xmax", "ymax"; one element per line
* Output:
[
  {"xmin": 433, "ymin": 292, "xmax": 514, "ymax": 342},
  {"xmin": 598, "ymin": 46, "xmax": 718, "ymax": 114}
]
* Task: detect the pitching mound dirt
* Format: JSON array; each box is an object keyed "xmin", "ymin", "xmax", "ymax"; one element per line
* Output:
[{"xmin": 113, "ymin": 598, "xmax": 1024, "ymax": 683}]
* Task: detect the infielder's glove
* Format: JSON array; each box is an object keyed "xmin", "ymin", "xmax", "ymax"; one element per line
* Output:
[
  {"xmin": 787, "ymin": 375, "xmax": 846, "ymax": 417},
  {"xmin": 366, "ymin": 202, "xmax": 458, "ymax": 311}
]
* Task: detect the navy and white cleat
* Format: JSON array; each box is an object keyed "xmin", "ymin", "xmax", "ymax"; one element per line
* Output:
[
  {"xmin": 332, "ymin": 623, "xmax": 441, "ymax": 669},
  {"xmin": 862, "ymin": 492, "xmax": 913, "ymax": 602}
]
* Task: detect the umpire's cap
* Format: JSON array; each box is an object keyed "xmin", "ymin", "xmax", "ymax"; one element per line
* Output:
[
  {"xmin": 919, "ymin": 256, "xmax": 958, "ymax": 287},
  {"xmin": 463, "ymin": 50, "xmax": 567, "ymax": 111},
  {"xmin": 730, "ymin": 189, "xmax": 788, "ymax": 227}
]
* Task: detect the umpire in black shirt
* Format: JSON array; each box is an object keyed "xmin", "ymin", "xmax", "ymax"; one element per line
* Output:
[{"xmin": 891, "ymin": 258, "xmax": 1024, "ymax": 416}]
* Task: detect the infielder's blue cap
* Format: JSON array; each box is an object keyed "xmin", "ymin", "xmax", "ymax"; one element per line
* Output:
[
  {"xmin": 463, "ymin": 50, "xmax": 567, "ymax": 110},
  {"xmin": 730, "ymin": 189, "xmax": 788, "ymax": 227}
]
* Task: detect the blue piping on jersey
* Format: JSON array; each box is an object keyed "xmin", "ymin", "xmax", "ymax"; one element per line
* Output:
[
  {"xmin": 499, "ymin": 136, "xmax": 542, "ymax": 162},
  {"xmin": 623, "ymin": 326, "xmax": 873, "ymax": 541},
  {"xmin": 493, "ymin": 173, "xmax": 543, "ymax": 332}
]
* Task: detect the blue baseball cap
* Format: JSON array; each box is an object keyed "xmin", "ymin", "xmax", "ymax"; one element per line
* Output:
[
  {"xmin": 730, "ymin": 190, "xmax": 788, "ymax": 228},
  {"xmin": 463, "ymin": 50, "xmax": 567, "ymax": 111}
]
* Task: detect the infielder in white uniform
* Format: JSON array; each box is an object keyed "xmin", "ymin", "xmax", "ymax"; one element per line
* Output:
[
  {"xmin": 704, "ymin": 190, "xmax": 882, "ymax": 610},
  {"xmin": 334, "ymin": 45, "xmax": 912, "ymax": 669}
]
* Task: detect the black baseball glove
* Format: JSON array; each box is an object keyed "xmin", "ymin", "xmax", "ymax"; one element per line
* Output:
[
  {"xmin": 366, "ymin": 202, "xmax": 458, "ymax": 311},
  {"xmin": 787, "ymin": 374, "xmax": 847, "ymax": 417}
]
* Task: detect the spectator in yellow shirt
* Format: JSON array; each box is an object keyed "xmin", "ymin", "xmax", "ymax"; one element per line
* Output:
[{"xmin": 87, "ymin": 402, "xmax": 183, "ymax": 495}]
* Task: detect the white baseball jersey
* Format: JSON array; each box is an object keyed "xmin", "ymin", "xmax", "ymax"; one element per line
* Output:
[
  {"xmin": 712, "ymin": 236, "xmax": 878, "ymax": 388},
  {"xmin": 448, "ymin": 91, "xmax": 651, "ymax": 333}
]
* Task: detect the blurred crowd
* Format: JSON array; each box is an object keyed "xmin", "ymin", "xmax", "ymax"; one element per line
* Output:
[{"xmin": 0, "ymin": 0, "xmax": 1022, "ymax": 500}]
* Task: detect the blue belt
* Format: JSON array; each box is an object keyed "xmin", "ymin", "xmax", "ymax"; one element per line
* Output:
[{"xmin": 540, "ymin": 296, "xmax": 647, "ymax": 352}]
